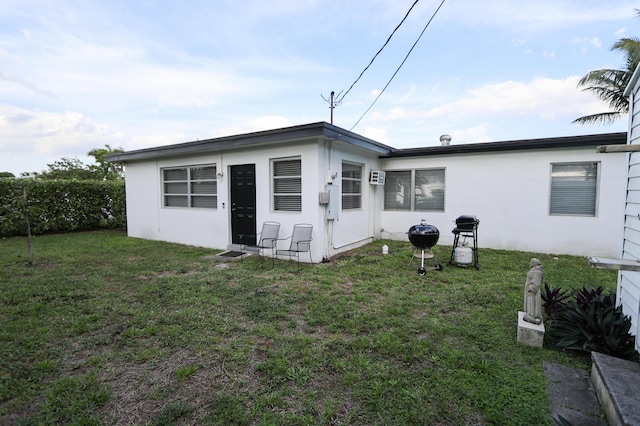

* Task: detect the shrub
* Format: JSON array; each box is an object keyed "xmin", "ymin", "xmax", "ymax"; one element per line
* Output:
[
  {"xmin": 544, "ymin": 286, "xmax": 639, "ymax": 362},
  {"xmin": 541, "ymin": 283, "xmax": 572, "ymax": 318},
  {"xmin": 0, "ymin": 179, "xmax": 126, "ymax": 237}
]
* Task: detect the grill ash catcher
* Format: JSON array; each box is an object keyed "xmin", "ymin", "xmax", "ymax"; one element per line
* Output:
[{"xmin": 408, "ymin": 219, "xmax": 443, "ymax": 275}]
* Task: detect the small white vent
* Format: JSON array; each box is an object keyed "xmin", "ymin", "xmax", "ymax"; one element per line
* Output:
[{"xmin": 369, "ymin": 170, "xmax": 386, "ymax": 185}]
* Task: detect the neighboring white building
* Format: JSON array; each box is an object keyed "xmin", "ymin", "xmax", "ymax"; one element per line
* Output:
[{"xmin": 107, "ymin": 122, "xmax": 627, "ymax": 264}]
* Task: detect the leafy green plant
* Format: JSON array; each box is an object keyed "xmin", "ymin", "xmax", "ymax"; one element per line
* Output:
[
  {"xmin": 0, "ymin": 179, "xmax": 125, "ymax": 237},
  {"xmin": 549, "ymin": 286, "xmax": 639, "ymax": 362}
]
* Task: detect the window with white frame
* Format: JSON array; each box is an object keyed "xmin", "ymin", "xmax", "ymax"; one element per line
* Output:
[
  {"xmin": 549, "ymin": 162, "xmax": 598, "ymax": 216},
  {"xmin": 341, "ymin": 162, "xmax": 362, "ymax": 210},
  {"xmin": 384, "ymin": 168, "xmax": 445, "ymax": 211},
  {"xmin": 273, "ymin": 157, "xmax": 302, "ymax": 211},
  {"xmin": 163, "ymin": 165, "xmax": 217, "ymax": 208}
]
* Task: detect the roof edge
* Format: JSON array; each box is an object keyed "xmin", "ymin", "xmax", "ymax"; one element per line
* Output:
[
  {"xmin": 106, "ymin": 122, "xmax": 394, "ymax": 162},
  {"xmin": 625, "ymin": 64, "xmax": 640, "ymax": 97},
  {"xmin": 383, "ymin": 132, "xmax": 627, "ymax": 158}
]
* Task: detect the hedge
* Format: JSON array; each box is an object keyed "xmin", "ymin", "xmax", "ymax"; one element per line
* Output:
[{"xmin": 0, "ymin": 179, "xmax": 126, "ymax": 237}]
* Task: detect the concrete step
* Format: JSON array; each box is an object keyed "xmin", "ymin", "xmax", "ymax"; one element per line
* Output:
[
  {"xmin": 591, "ymin": 352, "xmax": 640, "ymax": 426},
  {"xmin": 545, "ymin": 353, "xmax": 640, "ymax": 426},
  {"xmin": 544, "ymin": 362, "xmax": 604, "ymax": 425}
]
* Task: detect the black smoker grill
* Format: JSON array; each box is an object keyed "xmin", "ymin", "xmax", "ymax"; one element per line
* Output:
[
  {"xmin": 448, "ymin": 215, "xmax": 480, "ymax": 270},
  {"xmin": 408, "ymin": 220, "xmax": 443, "ymax": 275}
]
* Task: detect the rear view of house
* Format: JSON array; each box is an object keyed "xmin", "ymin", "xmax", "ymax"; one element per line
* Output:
[
  {"xmin": 107, "ymin": 122, "xmax": 627, "ymax": 264},
  {"xmin": 106, "ymin": 123, "xmax": 392, "ymax": 263}
]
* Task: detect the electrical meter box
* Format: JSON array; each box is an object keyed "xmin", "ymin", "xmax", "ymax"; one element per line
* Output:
[{"xmin": 326, "ymin": 186, "xmax": 339, "ymax": 220}]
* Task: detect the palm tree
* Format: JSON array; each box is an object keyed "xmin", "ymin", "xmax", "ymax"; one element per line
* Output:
[
  {"xmin": 88, "ymin": 144, "xmax": 124, "ymax": 180},
  {"xmin": 574, "ymin": 13, "xmax": 640, "ymax": 125}
]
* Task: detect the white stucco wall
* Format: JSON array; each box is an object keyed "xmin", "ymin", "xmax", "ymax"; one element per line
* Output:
[
  {"xmin": 125, "ymin": 153, "xmax": 229, "ymax": 249},
  {"xmin": 318, "ymin": 140, "xmax": 384, "ymax": 260},
  {"xmin": 379, "ymin": 146, "xmax": 627, "ymax": 258},
  {"xmin": 123, "ymin": 138, "xmax": 390, "ymax": 264},
  {"xmin": 123, "ymin": 133, "xmax": 627, "ymax": 265}
]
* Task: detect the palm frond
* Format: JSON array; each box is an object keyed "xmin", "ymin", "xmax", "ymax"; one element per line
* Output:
[
  {"xmin": 577, "ymin": 69, "xmax": 630, "ymax": 114},
  {"xmin": 572, "ymin": 111, "xmax": 625, "ymax": 126},
  {"xmin": 573, "ymin": 13, "xmax": 640, "ymax": 127}
]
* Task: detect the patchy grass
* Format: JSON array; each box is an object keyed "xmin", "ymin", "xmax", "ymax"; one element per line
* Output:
[{"xmin": 0, "ymin": 230, "xmax": 617, "ymax": 425}]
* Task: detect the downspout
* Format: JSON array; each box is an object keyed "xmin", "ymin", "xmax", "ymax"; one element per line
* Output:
[{"xmin": 323, "ymin": 139, "xmax": 333, "ymax": 262}]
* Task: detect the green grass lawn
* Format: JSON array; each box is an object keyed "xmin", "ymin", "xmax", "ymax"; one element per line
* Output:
[{"xmin": 0, "ymin": 230, "xmax": 617, "ymax": 425}]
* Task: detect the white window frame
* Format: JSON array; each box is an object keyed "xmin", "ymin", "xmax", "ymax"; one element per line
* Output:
[
  {"xmin": 341, "ymin": 161, "xmax": 363, "ymax": 210},
  {"xmin": 383, "ymin": 168, "xmax": 445, "ymax": 212},
  {"xmin": 272, "ymin": 157, "xmax": 302, "ymax": 212},
  {"xmin": 549, "ymin": 162, "xmax": 599, "ymax": 217},
  {"xmin": 162, "ymin": 164, "xmax": 217, "ymax": 209}
]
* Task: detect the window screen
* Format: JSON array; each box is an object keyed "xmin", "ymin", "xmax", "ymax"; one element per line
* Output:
[
  {"xmin": 273, "ymin": 158, "xmax": 302, "ymax": 211},
  {"xmin": 550, "ymin": 162, "xmax": 597, "ymax": 216},
  {"xmin": 384, "ymin": 171, "xmax": 412, "ymax": 210},
  {"xmin": 342, "ymin": 162, "xmax": 362, "ymax": 210},
  {"xmin": 163, "ymin": 165, "xmax": 217, "ymax": 209},
  {"xmin": 415, "ymin": 169, "xmax": 445, "ymax": 211},
  {"xmin": 384, "ymin": 169, "xmax": 445, "ymax": 212}
]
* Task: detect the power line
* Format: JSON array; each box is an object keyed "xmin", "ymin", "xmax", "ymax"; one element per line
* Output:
[
  {"xmin": 350, "ymin": 0, "xmax": 447, "ymax": 132},
  {"xmin": 337, "ymin": 0, "xmax": 420, "ymax": 105}
]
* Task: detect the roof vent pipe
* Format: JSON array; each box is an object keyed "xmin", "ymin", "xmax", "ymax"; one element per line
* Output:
[{"xmin": 440, "ymin": 134, "xmax": 452, "ymax": 146}]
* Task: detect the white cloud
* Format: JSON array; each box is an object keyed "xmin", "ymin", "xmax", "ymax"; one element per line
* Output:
[
  {"xmin": 417, "ymin": 76, "xmax": 600, "ymax": 121},
  {"xmin": 0, "ymin": 71, "xmax": 56, "ymax": 98},
  {"xmin": 451, "ymin": 125, "xmax": 493, "ymax": 144},
  {"xmin": 216, "ymin": 115, "xmax": 293, "ymax": 138},
  {"xmin": 441, "ymin": 0, "xmax": 637, "ymax": 32},
  {"xmin": 156, "ymin": 93, "xmax": 215, "ymax": 108},
  {"xmin": 362, "ymin": 126, "xmax": 389, "ymax": 144},
  {"xmin": 570, "ymin": 37, "xmax": 603, "ymax": 52},
  {"xmin": 0, "ymin": 105, "xmax": 118, "ymax": 153},
  {"xmin": 128, "ymin": 132, "xmax": 191, "ymax": 151},
  {"xmin": 0, "ymin": 105, "xmax": 124, "ymax": 173}
]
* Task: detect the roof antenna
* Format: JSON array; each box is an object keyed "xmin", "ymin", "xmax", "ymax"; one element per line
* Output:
[{"xmin": 321, "ymin": 90, "xmax": 343, "ymax": 124}]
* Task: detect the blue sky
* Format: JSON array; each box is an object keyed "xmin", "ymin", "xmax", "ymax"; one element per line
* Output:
[{"xmin": 1, "ymin": 0, "xmax": 638, "ymax": 175}]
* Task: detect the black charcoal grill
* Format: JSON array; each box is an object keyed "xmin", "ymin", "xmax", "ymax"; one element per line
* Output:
[{"xmin": 408, "ymin": 220, "xmax": 443, "ymax": 275}]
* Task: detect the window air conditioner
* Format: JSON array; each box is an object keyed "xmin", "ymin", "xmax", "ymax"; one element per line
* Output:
[{"xmin": 369, "ymin": 170, "xmax": 386, "ymax": 185}]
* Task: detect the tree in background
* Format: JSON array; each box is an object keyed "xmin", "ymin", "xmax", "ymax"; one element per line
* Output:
[
  {"xmin": 39, "ymin": 157, "xmax": 99, "ymax": 180},
  {"xmin": 31, "ymin": 144, "xmax": 124, "ymax": 181},
  {"xmin": 40, "ymin": 157, "xmax": 96, "ymax": 180},
  {"xmin": 573, "ymin": 10, "xmax": 640, "ymax": 125},
  {"xmin": 88, "ymin": 144, "xmax": 124, "ymax": 180},
  {"xmin": 0, "ymin": 172, "xmax": 15, "ymax": 178}
]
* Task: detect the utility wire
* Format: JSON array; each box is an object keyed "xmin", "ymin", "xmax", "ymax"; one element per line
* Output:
[
  {"xmin": 337, "ymin": 0, "xmax": 420, "ymax": 105},
  {"xmin": 350, "ymin": 0, "xmax": 447, "ymax": 132}
]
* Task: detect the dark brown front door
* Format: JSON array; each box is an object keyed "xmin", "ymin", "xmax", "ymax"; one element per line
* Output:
[{"xmin": 230, "ymin": 164, "xmax": 256, "ymax": 246}]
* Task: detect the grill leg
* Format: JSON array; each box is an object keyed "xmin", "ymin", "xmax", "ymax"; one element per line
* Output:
[
  {"xmin": 418, "ymin": 250, "xmax": 427, "ymax": 275},
  {"xmin": 473, "ymin": 229, "xmax": 480, "ymax": 269},
  {"xmin": 449, "ymin": 233, "xmax": 460, "ymax": 265}
]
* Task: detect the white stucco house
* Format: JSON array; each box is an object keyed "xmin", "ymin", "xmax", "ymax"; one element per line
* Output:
[{"xmin": 106, "ymin": 122, "xmax": 627, "ymax": 265}]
